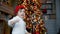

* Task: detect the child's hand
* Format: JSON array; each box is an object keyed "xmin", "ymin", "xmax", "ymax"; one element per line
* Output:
[
  {"xmin": 10, "ymin": 21, "xmax": 15, "ymax": 25},
  {"xmin": 26, "ymin": 33, "xmax": 31, "ymax": 34},
  {"xmin": 28, "ymin": 33, "xmax": 31, "ymax": 34}
]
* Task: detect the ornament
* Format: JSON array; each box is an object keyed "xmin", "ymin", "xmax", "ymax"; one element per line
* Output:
[{"xmin": 42, "ymin": 8, "xmax": 47, "ymax": 14}]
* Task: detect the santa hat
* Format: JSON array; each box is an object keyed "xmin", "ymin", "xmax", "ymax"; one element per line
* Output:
[{"xmin": 14, "ymin": 5, "xmax": 25, "ymax": 15}]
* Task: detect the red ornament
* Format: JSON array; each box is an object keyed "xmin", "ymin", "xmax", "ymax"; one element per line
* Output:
[
  {"xmin": 36, "ymin": 31, "xmax": 40, "ymax": 34},
  {"xmin": 42, "ymin": 8, "xmax": 47, "ymax": 14}
]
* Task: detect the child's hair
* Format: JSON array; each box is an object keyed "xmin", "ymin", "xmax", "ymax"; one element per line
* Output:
[{"xmin": 14, "ymin": 5, "xmax": 25, "ymax": 15}]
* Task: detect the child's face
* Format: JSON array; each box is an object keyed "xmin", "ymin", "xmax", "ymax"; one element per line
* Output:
[{"xmin": 18, "ymin": 9, "xmax": 25, "ymax": 18}]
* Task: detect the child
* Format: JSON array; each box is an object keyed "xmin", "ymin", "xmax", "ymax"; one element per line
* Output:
[{"xmin": 8, "ymin": 5, "xmax": 31, "ymax": 34}]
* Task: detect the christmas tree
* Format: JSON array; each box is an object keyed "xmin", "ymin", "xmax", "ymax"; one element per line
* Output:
[{"xmin": 16, "ymin": 0, "xmax": 47, "ymax": 34}]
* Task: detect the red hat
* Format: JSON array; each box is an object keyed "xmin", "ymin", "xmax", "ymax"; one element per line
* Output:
[{"xmin": 14, "ymin": 5, "xmax": 25, "ymax": 15}]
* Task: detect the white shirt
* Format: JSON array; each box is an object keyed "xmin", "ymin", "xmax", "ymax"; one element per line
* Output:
[{"xmin": 8, "ymin": 16, "xmax": 27, "ymax": 34}]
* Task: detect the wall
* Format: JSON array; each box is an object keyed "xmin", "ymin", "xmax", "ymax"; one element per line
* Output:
[
  {"xmin": 45, "ymin": 0, "xmax": 60, "ymax": 34},
  {"xmin": 56, "ymin": 0, "xmax": 60, "ymax": 33},
  {"xmin": 45, "ymin": 19, "xmax": 56, "ymax": 34}
]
